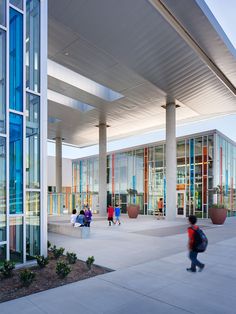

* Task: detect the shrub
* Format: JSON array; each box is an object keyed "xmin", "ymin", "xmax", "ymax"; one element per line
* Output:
[
  {"xmin": 19, "ymin": 269, "xmax": 36, "ymax": 287},
  {"xmin": 66, "ymin": 252, "xmax": 77, "ymax": 264},
  {"xmin": 51, "ymin": 245, "xmax": 65, "ymax": 259},
  {"xmin": 86, "ymin": 256, "xmax": 95, "ymax": 270},
  {"xmin": 35, "ymin": 255, "xmax": 49, "ymax": 268},
  {"xmin": 0, "ymin": 260, "xmax": 15, "ymax": 278},
  {"xmin": 56, "ymin": 261, "xmax": 71, "ymax": 278},
  {"xmin": 47, "ymin": 240, "xmax": 51, "ymax": 249}
]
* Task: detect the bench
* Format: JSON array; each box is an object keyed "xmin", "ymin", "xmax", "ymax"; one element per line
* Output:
[{"xmin": 48, "ymin": 222, "xmax": 90, "ymax": 238}]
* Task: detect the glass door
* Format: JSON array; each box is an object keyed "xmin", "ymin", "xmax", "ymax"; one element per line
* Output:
[{"xmin": 176, "ymin": 191, "xmax": 186, "ymax": 217}]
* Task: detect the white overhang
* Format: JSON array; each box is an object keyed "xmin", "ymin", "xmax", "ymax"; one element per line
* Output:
[{"xmin": 48, "ymin": 0, "xmax": 236, "ymax": 147}]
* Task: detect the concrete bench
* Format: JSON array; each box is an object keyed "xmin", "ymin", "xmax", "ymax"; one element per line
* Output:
[{"xmin": 48, "ymin": 222, "xmax": 90, "ymax": 238}]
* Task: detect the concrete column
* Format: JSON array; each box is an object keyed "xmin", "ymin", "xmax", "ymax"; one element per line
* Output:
[
  {"xmin": 166, "ymin": 103, "xmax": 177, "ymax": 220},
  {"xmin": 99, "ymin": 123, "xmax": 107, "ymax": 216},
  {"xmin": 55, "ymin": 137, "xmax": 62, "ymax": 193}
]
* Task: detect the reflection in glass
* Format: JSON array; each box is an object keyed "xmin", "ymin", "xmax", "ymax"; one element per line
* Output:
[
  {"xmin": 26, "ymin": 93, "xmax": 40, "ymax": 188},
  {"xmin": 0, "ymin": 30, "xmax": 6, "ymax": 133},
  {"xmin": 26, "ymin": 0, "xmax": 40, "ymax": 92},
  {"xmin": 10, "ymin": 0, "xmax": 23, "ymax": 10},
  {"xmin": 0, "ymin": 244, "xmax": 6, "ymax": 264},
  {"xmin": 10, "ymin": 216, "xmax": 23, "ymax": 263},
  {"xmin": 0, "ymin": 137, "xmax": 6, "ymax": 241},
  {"xmin": 9, "ymin": 8, "xmax": 23, "ymax": 111},
  {"xmin": 0, "ymin": 0, "xmax": 6, "ymax": 26},
  {"xmin": 26, "ymin": 192, "xmax": 40, "ymax": 260},
  {"xmin": 10, "ymin": 113, "xmax": 23, "ymax": 214}
]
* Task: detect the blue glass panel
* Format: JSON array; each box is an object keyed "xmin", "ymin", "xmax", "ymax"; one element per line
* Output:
[
  {"xmin": 0, "ymin": 29, "xmax": 6, "ymax": 133},
  {"xmin": 10, "ymin": 113, "xmax": 23, "ymax": 214},
  {"xmin": 9, "ymin": 8, "xmax": 23, "ymax": 111}
]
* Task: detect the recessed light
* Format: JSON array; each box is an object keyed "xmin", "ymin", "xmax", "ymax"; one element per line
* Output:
[{"xmin": 64, "ymin": 52, "xmax": 69, "ymax": 56}]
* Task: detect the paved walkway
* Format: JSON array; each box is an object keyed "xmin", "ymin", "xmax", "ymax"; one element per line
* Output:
[{"xmin": 1, "ymin": 216, "xmax": 236, "ymax": 313}]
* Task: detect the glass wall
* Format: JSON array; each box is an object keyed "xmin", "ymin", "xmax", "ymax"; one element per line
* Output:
[
  {"xmin": 10, "ymin": 216, "xmax": 23, "ymax": 263},
  {"xmin": 26, "ymin": 0, "xmax": 40, "ymax": 92},
  {"xmin": 10, "ymin": 112, "xmax": 23, "ymax": 214},
  {"xmin": 0, "ymin": 0, "xmax": 6, "ymax": 26},
  {"xmin": 26, "ymin": 192, "xmax": 40, "ymax": 260},
  {"xmin": 9, "ymin": 8, "xmax": 23, "ymax": 111},
  {"xmin": 10, "ymin": 0, "xmax": 23, "ymax": 10},
  {"xmin": 0, "ymin": 29, "xmax": 6, "ymax": 133},
  {"xmin": 26, "ymin": 93, "xmax": 40, "ymax": 188},
  {"xmin": 0, "ymin": 137, "xmax": 6, "ymax": 242},
  {"xmin": 72, "ymin": 131, "xmax": 236, "ymax": 218}
]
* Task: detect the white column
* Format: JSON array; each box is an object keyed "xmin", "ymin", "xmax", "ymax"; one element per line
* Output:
[
  {"xmin": 99, "ymin": 123, "xmax": 107, "ymax": 216},
  {"xmin": 166, "ymin": 103, "xmax": 177, "ymax": 220},
  {"xmin": 55, "ymin": 137, "xmax": 62, "ymax": 193}
]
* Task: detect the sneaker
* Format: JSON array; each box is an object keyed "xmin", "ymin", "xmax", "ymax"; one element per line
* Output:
[
  {"xmin": 198, "ymin": 264, "xmax": 205, "ymax": 272},
  {"xmin": 186, "ymin": 268, "xmax": 196, "ymax": 273}
]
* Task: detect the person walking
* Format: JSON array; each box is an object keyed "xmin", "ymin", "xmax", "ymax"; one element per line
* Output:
[
  {"xmin": 115, "ymin": 204, "xmax": 121, "ymax": 225},
  {"xmin": 107, "ymin": 205, "xmax": 115, "ymax": 226},
  {"xmin": 157, "ymin": 198, "xmax": 164, "ymax": 219},
  {"xmin": 84, "ymin": 206, "xmax": 92, "ymax": 227},
  {"xmin": 187, "ymin": 215, "xmax": 205, "ymax": 272}
]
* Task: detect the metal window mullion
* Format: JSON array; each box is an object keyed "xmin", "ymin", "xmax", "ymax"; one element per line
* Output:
[
  {"xmin": 26, "ymin": 88, "xmax": 40, "ymax": 97},
  {"xmin": 23, "ymin": 1, "xmax": 26, "ymax": 264},
  {"xmin": 40, "ymin": 0, "xmax": 48, "ymax": 257},
  {"xmin": 0, "ymin": 132, "xmax": 7, "ymax": 137},
  {"xmin": 9, "ymin": 108, "xmax": 24, "ymax": 115},
  {"xmin": 6, "ymin": 0, "xmax": 10, "ymax": 262},
  {"xmin": 0, "ymin": 25, "xmax": 7, "ymax": 31}
]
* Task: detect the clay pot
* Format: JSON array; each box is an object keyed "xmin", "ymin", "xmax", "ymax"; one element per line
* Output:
[
  {"xmin": 127, "ymin": 204, "xmax": 140, "ymax": 218},
  {"xmin": 209, "ymin": 207, "xmax": 227, "ymax": 225}
]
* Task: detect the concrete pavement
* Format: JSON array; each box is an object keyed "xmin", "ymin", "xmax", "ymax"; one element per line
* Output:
[{"xmin": 1, "ymin": 215, "xmax": 236, "ymax": 314}]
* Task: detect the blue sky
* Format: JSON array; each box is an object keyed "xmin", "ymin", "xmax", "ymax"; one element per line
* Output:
[{"xmin": 48, "ymin": 0, "xmax": 236, "ymax": 159}]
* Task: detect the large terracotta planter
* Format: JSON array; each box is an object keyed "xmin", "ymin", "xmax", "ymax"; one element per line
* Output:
[
  {"xmin": 127, "ymin": 204, "xmax": 140, "ymax": 218},
  {"xmin": 209, "ymin": 207, "xmax": 227, "ymax": 225}
]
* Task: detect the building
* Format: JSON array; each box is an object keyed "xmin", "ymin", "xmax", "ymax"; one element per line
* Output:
[
  {"xmin": 1, "ymin": 0, "xmax": 236, "ymax": 264},
  {"xmin": 71, "ymin": 130, "xmax": 236, "ymax": 218}
]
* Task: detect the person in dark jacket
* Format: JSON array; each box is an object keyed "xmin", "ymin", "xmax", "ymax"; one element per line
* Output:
[
  {"xmin": 107, "ymin": 205, "xmax": 115, "ymax": 226},
  {"xmin": 84, "ymin": 206, "xmax": 92, "ymax": 227}
]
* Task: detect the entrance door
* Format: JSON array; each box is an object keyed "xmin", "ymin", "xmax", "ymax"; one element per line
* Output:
[{"xmin": 176, "ymin": 191, "xmax": 185, "ymax": 217}]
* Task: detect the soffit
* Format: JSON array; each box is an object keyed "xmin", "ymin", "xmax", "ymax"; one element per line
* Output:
[{"xmin": 48, "ymin": 0, "xmax": 236, "ymax": 147}]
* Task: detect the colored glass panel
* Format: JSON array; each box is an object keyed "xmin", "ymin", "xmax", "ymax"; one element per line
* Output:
[
  {"xmin": 26, "ymin": 93, "xmax": 40, "ymax": 188},
  {"xmin": 0, "ymin": 137, "xmax": 6, "ymax": 242},
  {"xmin": 0, "ymin": 0, "xmax": 6, "ymax": 26},
  {"xmin": 10, "ymin": 113, "xmax": 23, "ymax": 214},
  {"xmin": 0, "ymin": 29, "xmax": 6, "ymax": 133},
  {"xmin": 9, "ymin": 8, "xmax": 23, "ymax": 111},
  {"xmin": 10, "ymin": 216, "xmax": 23, "ymax": 263},
  {"xmin": 26, "ymin": 192, "xmax": 40, "ymax": 260}
]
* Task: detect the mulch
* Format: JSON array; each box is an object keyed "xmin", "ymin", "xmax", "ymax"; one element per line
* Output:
[{"xmin": 0, "ymin": 253, "xmax": 111, "ymax": 303}]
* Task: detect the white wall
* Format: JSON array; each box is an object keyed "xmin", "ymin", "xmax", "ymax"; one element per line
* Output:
[{"xmin": 47, "ymin": 156, "xmax": 72, "ymax": 187}]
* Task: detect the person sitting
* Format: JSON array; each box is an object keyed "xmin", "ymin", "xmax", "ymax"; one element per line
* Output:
[
  {"xmin": 70, "ymin": 209, "xmax": 77, "ymax": 226},
  {"xmin": 75, "ymin": 210, "xmax": 85, "ymax": 227}
]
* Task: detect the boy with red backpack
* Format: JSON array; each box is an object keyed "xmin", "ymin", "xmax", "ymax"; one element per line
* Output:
[{"xmin": 187, "ymin": 215, "xmax": 207, "ymax": 273}]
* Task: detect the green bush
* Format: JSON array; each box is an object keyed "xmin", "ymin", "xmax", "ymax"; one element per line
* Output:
[
  {"xmin": 66, "ymin": 252, "xmax": 77, "ymax": 264},
  {"xmin": 19, "ymin": 269, "xmax": 36, "ymax": 287},
  {"xmin": 86, "ymin": 256, "xmax": 95, "ymax": 270},
  {"xmin": 47, "ymin": 240, "xmax": 51, "ymax": 249},
  {"xmin": 51, "ymin": 245, "xmax": 65, "ymax": 259},
  {"xmin": 56, "ymin": 261, "xmax": 71, "ymax": 278},
  {"xmin": 35, "ymin": 255, "xmax": 49, "ymax": 268},
  {"xmin": 0, "ymin": 260, "xmax": 15, "ymax": 278}
]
